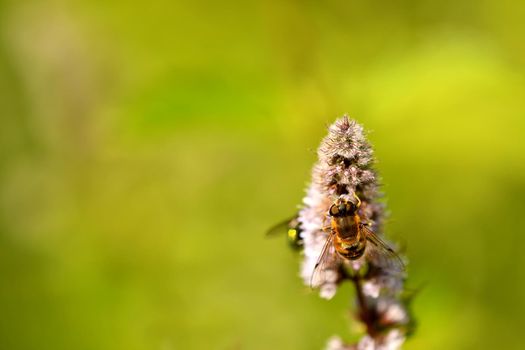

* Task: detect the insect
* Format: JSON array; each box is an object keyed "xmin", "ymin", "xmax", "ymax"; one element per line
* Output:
[
  {"xmin": 266, "ymin": 215, "xmax": 303, "ymax": 250},
  {"xmin": 311, "ymin": 193, "xmax": 404, "ymax": 286}
]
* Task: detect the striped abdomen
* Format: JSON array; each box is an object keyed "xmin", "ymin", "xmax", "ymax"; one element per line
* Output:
[{"xmin": 332, "ymin": 215, "xmax": 367, "ymax": 260}]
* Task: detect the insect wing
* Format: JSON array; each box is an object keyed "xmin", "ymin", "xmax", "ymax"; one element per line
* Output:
[
  {"xmin": 310, "ymin": 232, "xmax": 339, "ymax": 288},
  {"xmin": 267, "ymin": 216, "xmax": 303, "ymax": 249},
  {"xmin": 361, "ymin": 224, "xmax": 405, "ymax": 273},
  {"xmin": 266, "ymin": 216, "xmax": 298, "ymax": 237}
]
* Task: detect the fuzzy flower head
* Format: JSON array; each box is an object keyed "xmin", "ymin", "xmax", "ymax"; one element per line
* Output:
[
  {"xmin": 299, "ymin": 116, "xmax": 385, "ymax": 297},
  {"xmin": 295, "ymin": 116, "xmax": 413, "ymax": 350}
]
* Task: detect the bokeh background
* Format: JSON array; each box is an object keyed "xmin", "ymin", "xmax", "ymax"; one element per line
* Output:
[{"xmin": 1, "ymin": 0, "xmax": 525, "ymax": 349}]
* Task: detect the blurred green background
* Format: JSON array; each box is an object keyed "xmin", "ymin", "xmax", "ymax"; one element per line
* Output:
[{"xmin": 1, "ymin": 0, "xmax": 525, "ymax": 349}]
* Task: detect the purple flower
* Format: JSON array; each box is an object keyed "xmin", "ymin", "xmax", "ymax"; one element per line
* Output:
[{"xmin": 295, "ymin": 116, "xmax": 414, "ymax": 349}]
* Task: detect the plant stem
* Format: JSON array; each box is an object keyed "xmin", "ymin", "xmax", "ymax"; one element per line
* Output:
[{"xmin": 350, "ymin": 273, "xmax": 376, "ymax": 338}]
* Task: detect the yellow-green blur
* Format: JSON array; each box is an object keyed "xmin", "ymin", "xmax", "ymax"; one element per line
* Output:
[{"xmin": 1, "ymin": 1, "xmax": 524, "ymax": 349}]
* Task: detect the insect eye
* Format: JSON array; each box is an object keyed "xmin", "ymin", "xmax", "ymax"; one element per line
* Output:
[
  {"xmin": 329, "ymin": 204, "xmax": 339, "ymax": 216},
  {"xmin": 346, "ymin": 202, "xmax": 356, "ymax": 214}
]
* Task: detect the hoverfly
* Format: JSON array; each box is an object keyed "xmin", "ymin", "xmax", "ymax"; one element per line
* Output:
[
  {"xmin": 266, "ymin": 215, "xmax": 303, "ymax": 250},
  {"xmin": 311, "ymin": 194, "xmax": 404, "ymax": 286}
]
